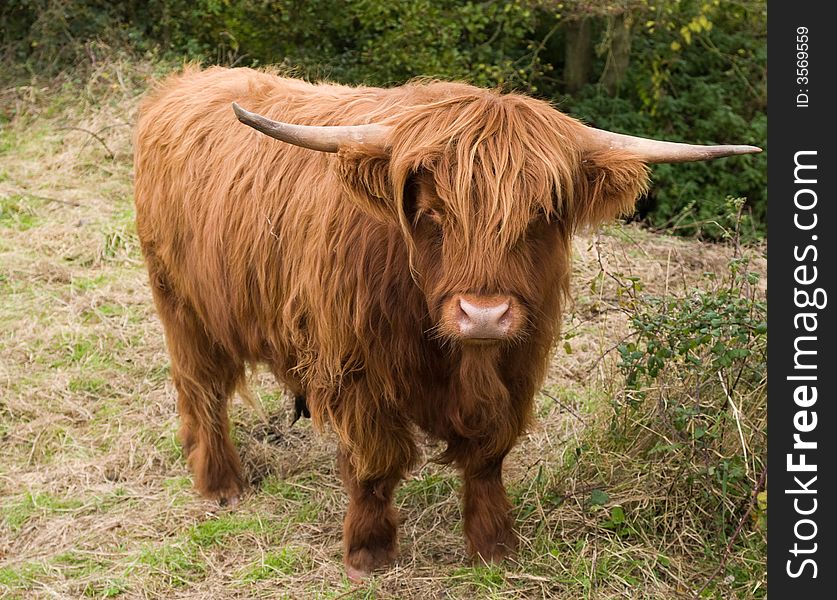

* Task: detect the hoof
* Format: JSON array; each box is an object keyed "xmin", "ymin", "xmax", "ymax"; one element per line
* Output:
[
  {"xmin": 345, "ymin": 564, "xmax": 369, "ymax": 583},
  {"xmin": 188, "ymin": 446, "xmax": 244, "ymax": 508},
  {"xmin": 344, "ymin": 544, "xmax": 396, "ymax": 582},
  {"xmin": 218, "ymin": 493, "xmax": 240, "ymax": 508},
  {"xmin": 470, "ymin": 537, "xmax": 517, "ymax": 565},
  {"xmin": 197, "ymin": 479, "xmax": 243, "ymax": 507}
]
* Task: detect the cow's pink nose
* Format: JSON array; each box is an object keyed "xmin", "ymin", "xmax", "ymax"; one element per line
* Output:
[{"xmin": 456, "ymin": 295, "xmax": 513, "ymax": 339}]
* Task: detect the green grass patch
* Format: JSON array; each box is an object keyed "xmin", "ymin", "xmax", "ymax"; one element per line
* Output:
[
  {"xmin": 0, "ymin": 561, "xmax": 48, "ymax": 591},
  {"xmin": 261, "ymin": 475, "xmax": 320, "ymax": 523},
  {"xmin": 0, "ymin": 194, "xmax": 42, "ymax": 231},
  {"xmin": 538, "ymin": 384, "xmax": 606, "ymax": 420},
  {"xmin": 0, "ymin": 129, "xmax": 17, "ymax": 155},
  {"xmin": 163, "ymin": 475, "xmax": 192, "ymax": 493},
  {"xmin": 46, "ymin": 331, "xmax": 128, "ymax": 371},
  {"xmin": 255, "ymin": 390, "xmax": 286, "ymax": 414},
  {"xmin": 71, "ymin": 274, "xmax": 108, "ymax": 292},
  {"xmin": 160, "ymin": 476, "xmax": 194, "ymax": 507},
  {"xmin": 261, "ymin": 476, "xmax": 310, "ymax": 502},
  {"xmin": 69, "ymin": 376, "xmax": 110, "ymax": 395},
  {"xmin": 397, "ymin": 470, "xmax": 457, "ymax": 506},
  {"xmin": 131, "ymin": 513, "xmax": 283, "ymax": 587},
  {"xmin": 92, "ymin": 401, "xmax": 123, "ymax": 427},
  {"xmin": 135, "ymin": 541, "xmax": 206, "ymax": 587},
  {"xmin": 154, "ymin": 429, "xmax": 184, "ymax": 464},
  {"xmin": 81, "ymin": 301, "xmax": 144, "ymax": 325},
  {"xmin": 452, "ymin": 564, "xmax": 505, "ymax": 594},
  {"xmin": 49, "ymin": 337, "xmax": 106, "ymax": 368},
  {"xmin": 188, "ymin": 513, "xmax": 275, "ymax": 547},
  {"xmin": 238, "ymin": 547, "xmax": 305, "ymax": 582},
  {"xmin": 2, "ymin": 491, "xmax": 84, "ymax": 532},
  {"xmin": 146, "ymin": 362, "xmax": 171, "ymax": 384},
  {"xmin": 83, "ymin": 577, "xmax": 128, "ymax": 598},
  {"xmin": 111, "ymin": 206, "xmax": 136, "ymax": 226},
  {"xmin": 52, "ymin": 551, "xmax": 112, "ymax": 581},
  {"xmin": 2, "ymin": 488, "xmax": 131, "ymax": 533},
  {"xmin": 99, "ymin": 223, "xmax": 138, "ymax": 263},
  {"xmin": 287, "ymin": 502, "xmax": 320, "ymax": 524}
]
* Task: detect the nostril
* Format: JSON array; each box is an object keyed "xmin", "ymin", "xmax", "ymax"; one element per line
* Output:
[
  {"xmin": 496, "ymin": 303, "xmax": 511, "ymax": 324},
  {"xmin": 457, "ymin": 298, "xmax": 472, "ymax": 320},
  {"xmin": 490, "ymin": 302, "xmax": 510, "ymax": 325}
]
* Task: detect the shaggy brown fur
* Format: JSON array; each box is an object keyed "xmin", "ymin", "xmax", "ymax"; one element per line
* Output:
[{"xmin": 133, "ymin": 66, "xmax": 649, "ymax": 575}]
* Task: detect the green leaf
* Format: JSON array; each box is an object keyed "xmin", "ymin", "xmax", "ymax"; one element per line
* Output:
[{"xmin": 590, "ymin": 489, "xmax": 609, "ymax": 506}]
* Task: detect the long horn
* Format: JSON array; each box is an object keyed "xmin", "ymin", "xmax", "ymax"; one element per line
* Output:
[
  {"xmin": 232, "ymin": 103, "xmax": 391, "ymax": 153},
  {"xmin": 582, "ymin": 126, "xmax": 761, "ymax": 163}
]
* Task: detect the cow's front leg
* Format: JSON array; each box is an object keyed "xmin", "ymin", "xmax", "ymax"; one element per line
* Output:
[
  {"xmin": 455, "ymin": 446, "xmax": 517, "ymax": 562},
  {"xmin": 324, "ymin": 383, "xmax": 418, "ymax": 579},
  {"xmin": 338, "ymin": 448, "xmax": 405, "ymax": 581}
]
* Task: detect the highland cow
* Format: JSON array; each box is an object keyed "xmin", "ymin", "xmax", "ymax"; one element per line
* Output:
[{"xmin": 133, "ymin": 66, "xmax": 759, "ymax": 579}]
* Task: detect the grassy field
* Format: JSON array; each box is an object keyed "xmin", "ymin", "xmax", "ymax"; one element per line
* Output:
[{"xmin": 0, "ymin": 60, "xmax": 766, "ymax": 599}]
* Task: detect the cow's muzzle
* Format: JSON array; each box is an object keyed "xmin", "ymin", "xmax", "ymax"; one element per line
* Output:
[{"xmin": 442, "ymin": 294, "xmax": 523, "ymax": 342}]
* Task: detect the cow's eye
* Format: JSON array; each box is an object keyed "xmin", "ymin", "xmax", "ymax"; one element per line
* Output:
[
  {"xmin": 413, "ymin": 209, "xmax": 443, "ymax": 248},
  {"xmin": 412, "ymin": 207, "xmax": 443, "ymax": 228},
  {"xmin": 529, "ymin": 205, "xmax": 551, "ymax": 225},
  {"xmin": 424, "ymin": 208, "xmax": 443, "ymax": 224}
]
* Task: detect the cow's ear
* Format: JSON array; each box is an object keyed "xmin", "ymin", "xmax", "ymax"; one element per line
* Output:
[
  {"xmin": 336, "ymin": 147, "xmax": 397, "ymax": 222},
  {"xmin": 573, "ymin": 150, "xmax": 650, "ymax": 230}
]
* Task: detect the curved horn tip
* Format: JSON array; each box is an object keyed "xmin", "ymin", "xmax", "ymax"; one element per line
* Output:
[
  {"xmin": 662, "ymin": 144, "xmax": 764, "ymax": 163},
  {"xmin": 705, "ymin": 144, "xmax": 763, "ymax": 160},
  {"xmin": 723, "ymin": 145, "xmax": 762, "ymax": 155},
  {"xmin": 231, "ymin": 102, "xmax": 250, "ymax": 122}
]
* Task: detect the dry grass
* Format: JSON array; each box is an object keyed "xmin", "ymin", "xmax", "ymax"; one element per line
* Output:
[{"xmin": 0, "ymin": 59, "xmax": 766, "ymax": 599}]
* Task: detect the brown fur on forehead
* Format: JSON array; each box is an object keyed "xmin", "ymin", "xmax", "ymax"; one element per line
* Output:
[{"xmin": 384, "ymin": 89, "xmax": 585, "ymax": 249}]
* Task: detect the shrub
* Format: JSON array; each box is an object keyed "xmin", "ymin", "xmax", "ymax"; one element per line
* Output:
[{"xmin": 594, "ymin": 219, "xmax": 767, "ymax": 593}]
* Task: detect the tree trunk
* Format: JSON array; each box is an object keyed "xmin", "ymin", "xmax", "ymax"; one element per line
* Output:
[
  {"xmin": 564, "ymin": 18, "xmax": 592, "ymax": 94},
  {"xmin": 601, "ymin": 13, "xmax": 633, "ymax": 96}
]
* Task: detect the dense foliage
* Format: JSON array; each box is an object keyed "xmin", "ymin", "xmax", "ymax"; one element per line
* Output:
[{"xmin": 1, "ymin": 0, "xmax": 766, "ymax": 237}]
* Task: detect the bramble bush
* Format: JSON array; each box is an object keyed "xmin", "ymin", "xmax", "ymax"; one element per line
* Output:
[{"xmin": 601, "ymin": 203, "xmax": 766, "ymax": 592}]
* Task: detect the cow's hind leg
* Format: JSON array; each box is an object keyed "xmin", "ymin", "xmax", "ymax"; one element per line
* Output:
[
  {"xmin": 148, "ymin": 266, "xmax": 244, "ymax": 504},
  {"xmin": 173, "ymin": 345, "xmax": 245, "ymax": 505}
]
